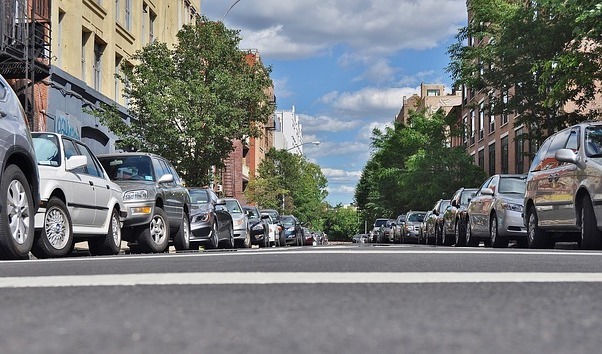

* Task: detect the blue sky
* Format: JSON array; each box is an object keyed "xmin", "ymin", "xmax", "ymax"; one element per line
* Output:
[{"xmin": 201, "ymin": 0, "xmax": 467, "ymax": 205}]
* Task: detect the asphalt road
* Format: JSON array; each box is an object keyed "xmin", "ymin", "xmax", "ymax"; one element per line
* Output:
[{"xmin": 2, "ymin": 243, "xmax": 602, "ymax": 354}]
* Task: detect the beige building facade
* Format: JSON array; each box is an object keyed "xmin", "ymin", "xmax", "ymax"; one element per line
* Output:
[
  {"xmin": 45, "ymin": 0, "xmax": 200, "ymax": 152},
  {"xmin": 395, "ymin": 83, "xmax": 462, "ymax": 125}
]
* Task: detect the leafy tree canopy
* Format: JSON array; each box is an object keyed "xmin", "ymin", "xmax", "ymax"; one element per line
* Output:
[{"xmin": 93, "ymin": 18, "xmax": 274, "ymax": 186}]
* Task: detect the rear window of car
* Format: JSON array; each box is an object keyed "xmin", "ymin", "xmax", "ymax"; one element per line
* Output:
[
  {"xmin": 407, "ymin": 213, "xmax": 425, "ymax": 222},
  {"xmin": 281, "ymin": 216, "xmax": 296, "ymax": 226},
  {"xmin": 189, "ymin": 189, "xmax": 209, "ymax": 204},
  {"xmin": 374, "ymin": 219, "xmax": 388, "ymax": 227},
  {"xmin": 498, "ymin": 176, "xmax": 526, "ymax": 194},
  {"xmin": 99, "ymin": 155, "xmax": 155, "ymax": 182},
  {"xmin": 32, "ymin": 134, "xmax": 60, "ymax": 166},
  {"xmin": 225, "ymin": 200, "xmax": 243, "ymax": 214}
]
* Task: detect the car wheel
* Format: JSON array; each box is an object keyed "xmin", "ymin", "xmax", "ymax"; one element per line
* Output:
[
  {"xmin": 31, "ymin": 197, "xmax": 73, "ymax": 258},
  {"xmin": 207, "ymin": 222, "xmax": 219, "ymax": 249},
  {"xmin": 527, "ymin": 205, "xmax": 553, "ymax": 249},
  {"xmin": 225, "ymin": 226, "xmax": 235, "ymax": 249},
  {"xmin": 137, "ymin": 206, "xmax": 169, "ymax": 253},
  {"xmin": 490, "ymin": 214, "xmax": 508, "ymax": 248},
  {"xmin": 89, "ymin": 208, "xmax": 122, "ymax": 255},
  {"xmin": 279, "ymin": 232, "xmax": 286, "ymax": 247},
  {"xmin": 442, "ymin": 222, "xmax": 453, "ymax": 246},
  {"xmin": 466, "ymin": 221, "xmax": 479, "ymax": 247},
  {"xmin": 455, "ymin": 220, "xmax": 466, "ymax": 247},
  {"xmin": 580, "ymin": 195, "xmax": 601, "ymax": 250},
  {"xmin": 173, "ymin": 214, "xmax": 191, "ymax": 251},
  {"xmin": 0, "ymin": 165, "xmax": 35, "ymax": 260},
  {"xmin": 243, "ymin": 230, "xmax": 252, "ymax": 248}
]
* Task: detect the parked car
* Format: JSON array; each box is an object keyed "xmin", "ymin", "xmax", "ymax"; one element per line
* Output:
[
  {"xmin": 432, "ymin": 199, "xmax": 451, "ymax": 245},
  {"xmin": 0, "ymin": 74, "xmax": 40, "ymax": 260},
  {"xmin": 402, "ymin": 211, "xmax": 426, "ymax": 244},
  {"xmin": 466, "ymin": 174, "xmax": 527, "ymax": 248},
  {"xmin": 222, "ymin": 198, "xmax": 250, "ymax": 248},
  {"xmin": 442, "ymin": 188, "xmax": 478, "ymax": 246},
  {"xmin": 524, "ymin": 122, "xmax": 602, "ymax": 249},
  {"xmin": 187, "ymin": 187, "xmax": 234, "ymax": 249},
  {"xmin": 261, "ymin": 212, "xmax": 282, "ymax": 247},
  {"xmin": 30, "ymin": 133, "xmax": 126, "ymax": 258},
  {"xmin": 419, "ymin": 210, "xmax": 433, "ymax": 244},
  {"xmin": 98, "ymin": 152, "xmax": 191, "ymax": 253},
  {"xmin": 371, "ymin": 218, "xmax": 389, "ymax": 243},
  {"xmin": 243, "ymin": 205, "xmax": 270, "ymax": 248},
  {"xmin": 392, "ymin": 214, "xmax": 406, "ymax": 243},
  {"xmin": 281, "ymin": 214, "xmax": 303, "ymax": 246},
  {"xmin": 378, "ymin": 219, "xmax": 396, "ymax": 243},
  {"xmin": 302, "ymin": 227, "xmax": 314, "ymax": 246}
]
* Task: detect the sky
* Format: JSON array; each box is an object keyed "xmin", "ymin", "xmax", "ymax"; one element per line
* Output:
[{"xmin": 201, "ymin": 0, "xmax": 468, "ymax": 206}]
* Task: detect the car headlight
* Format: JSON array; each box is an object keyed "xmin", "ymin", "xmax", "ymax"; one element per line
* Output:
[
  {"xmin": 287, "ymin": 226, "xmax": 295, "ymax": 232},
  {"xmin": 501, "ymin": 202, "xmax": 523, "ymax": 212},
  {"xmin": 191, "ymin": 213, "xmax": 210, "ymax": 223},
  {"xmin": 252, "ymin": 223, "xmax": 264, "ymax": 231},
  {"xmin": 234, "ymin": 218, "xmax": 245, "ymax": 227},
  {"xmin": 124, "ymin": 190, "xmax": 148, "ymax": 201}
]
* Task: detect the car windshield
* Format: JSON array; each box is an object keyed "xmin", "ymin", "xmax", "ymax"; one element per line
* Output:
[
  {"xmin": 460, "ymin": 190, "xmax": 476, "ymax": 205},
  {"xmin": 440, "ymin": 200, "xmax": 450, "ymax": 211},
  {"xmin": 99, "ymin": 156, "xmax": 155, "ymax": 182},
  {"xmin": 374, "ymin": 219, "xmax": 388, "ymax": 227},
  {"xmin": 407, "ymin": 213, "xmax": 425, "ymax": 222},
  {"xmin": 32, "ymin": 134, "xmax": 61, "ymax": 166},
  {"xmin": 281, "ymin": 217, "xmax": 296, "ymax": 226},
  {"xmin": 245, "ymin": 207, "xmax": 260, "ymax": 218},
  {"xmin": 498, "ymin": 177, "xmax": 526, "ymax": 194},
  {"xmin": 224, "ymin": 200, "xmax": 243, "ymax": 214},
  {"xmin": 189, "ymin": 189, "xmax": 209, "ymax": 204}
]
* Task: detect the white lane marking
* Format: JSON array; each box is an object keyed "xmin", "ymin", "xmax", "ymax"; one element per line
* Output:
[
  {"xmin": 3, "ymin": 272, "xmax": 602, "ymax": 288},
  {"xmin": 5, "ymin": 247, "xmax": 602, "ymax": 264}
]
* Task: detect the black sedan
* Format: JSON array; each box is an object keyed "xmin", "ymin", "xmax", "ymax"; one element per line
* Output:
[{"xmin": 188, "ymin": 187, "xmax": 234, "ymax": 249}]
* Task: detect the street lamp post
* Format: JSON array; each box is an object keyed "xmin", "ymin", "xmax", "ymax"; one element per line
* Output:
[{"xmin": 285, "ymin": 141, "xmax": 320, "ymax": 152}]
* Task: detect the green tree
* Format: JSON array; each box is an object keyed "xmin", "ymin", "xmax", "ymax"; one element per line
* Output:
[
  {"xmin": 246, "ymin": 148, "xmax": 328, "ymax": 229},
  {"xmin": 447, "ymin": 0, "xmax": 601, "ymax": 146},
  {"xmin": 355, "ymin": 109, "xmax": 485, "ymax": 222},
  {"xmin": 92, "ymin": 18, "xmax": 274, "ymax": 186},
  {"xmin": 323, "ymin": 206, "xmax": 359, "ymax": 241}
]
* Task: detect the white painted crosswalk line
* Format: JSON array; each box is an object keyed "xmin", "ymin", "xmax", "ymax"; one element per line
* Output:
[{"xmin": 3, "ymin": 272, "xmax": 602, "ymax": 288}]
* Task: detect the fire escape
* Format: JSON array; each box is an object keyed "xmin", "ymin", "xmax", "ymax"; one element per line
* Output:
[{"xmin": 0, "ymin": 0, "xmax": 51, "ymax": 131}]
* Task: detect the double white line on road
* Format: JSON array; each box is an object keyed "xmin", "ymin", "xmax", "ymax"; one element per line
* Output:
[{"xmin": 3, "ymin": 272, "xmax": 602, "ymax": 288}]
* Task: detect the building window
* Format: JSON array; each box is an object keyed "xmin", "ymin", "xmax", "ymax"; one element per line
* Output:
[
  {"xmin": 462, "ymin": 115, "xmax": 468, "ymax": 146},
  {"xmin": 125, "ymin": 0, "xmax": 132, "ymax": 31},
  {"xmin": 502, "ymin": 90, "xmax": 509, "ymax": 125},
  {"xmin": 427, "ymin": 89, "xmax": 439, "ymax": 96},
  {"xmin": 470, "ymin": 109, "xmax": 475, "ymax": 146},
  {"xmin": 114, "ymin": 55, "xmax": 122, "ymax": 102},
  {"xmin": 489, "ymin": 102, "xmax": 495, "ymax": 133},
  {"xmin": 479, "ymin": 102, "xmax": 484, "ymax": 141},
  {"xmin": 93, "ymin": 41, "xmax": 104, "ymax": 91},
  {"xmin": 489, "ymin": 143, "xmax": 496, "ymax": 176},
  {"xmin": 515, "ymin": 128, "xmax": 525, "ymax": 174},
  {"xmin": 149, "ymin": 10, "xmax": 156, "ymax": 43},
  {"xmin": 501, "ymin": 136, "xmax": 509, "ymax": 173},
  {"xmin": 115, "ymin": 0, "xmax": 120, "ymax": 22},
  {"xmin": 478, "ymin": 149, "xmax": 485, "ymax": 169},
  {"xmin": 82, "ymin": 30, "xmax": 91, "ymax": 82}
]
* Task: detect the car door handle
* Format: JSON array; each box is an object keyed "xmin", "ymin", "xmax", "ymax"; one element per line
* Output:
[
  {"xmin": 89, "ymin": 181, "xmax": 94, "ymax": 186},
  {"xmin": 547, "ymin": 173, "xmax": 559, "ymax": 182},
  {"xmin": 106, "ymin": 185, "xmax": 110, "ymax": 189}
]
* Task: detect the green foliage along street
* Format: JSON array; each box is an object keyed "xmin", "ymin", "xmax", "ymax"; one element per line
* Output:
[
  {"xmin": 355, "ymin": 109, "xmax": 486, "ymax": 225},
  {"xmin": 92, "ymin": 17, "xmax": 274, "ymax": 187}
]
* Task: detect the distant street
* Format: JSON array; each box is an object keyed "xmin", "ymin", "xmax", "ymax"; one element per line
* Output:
[{"xmin": 2, "ymin": 243, "xmax": 602, "ymax": 354}]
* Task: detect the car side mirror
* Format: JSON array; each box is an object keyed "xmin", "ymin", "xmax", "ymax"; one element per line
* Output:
[
  {"xmin": 261, "ymin": 214, "xmax": 270, "ymax": 220},
  {"xmin": 216, "ymin": 198, "xmax": 226, "ymax": 206},
  {"xmin": 556, "ymin": 148, "xmax": 585, "ymax": 169},
  {"xmin": 451, "ymin": 200, "xmax": 458, "ymax": 207},
  {"xmin": 481, "ymin": 187, "xmax": 494, "ymax": 196},
  {"xmin": 158, "ymin": 173, "xmax": 174, "ymax": 184}
]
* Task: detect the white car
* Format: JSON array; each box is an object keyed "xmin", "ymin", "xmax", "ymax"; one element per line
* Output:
[
  {"xmin": 31, "ymin": 133, "xmax": 126, "ymax": 258},
  {"xmin": 261, "ymin": 213, "xmax": 282, "ymax": 247}
]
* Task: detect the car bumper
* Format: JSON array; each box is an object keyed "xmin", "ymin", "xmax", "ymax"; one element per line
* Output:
[
  {"xmin": 497, "ymin": 210, "xmax": 527, "ymax": 238},
  {"xmin": 233, "ymin": 228, "xmax": 248, "ymax": 240},
  {"xmin": 122, "ymin": 201, "xmax": 156, "ymax": 228},
  {"xmin": 190, "ymin": 221, "xmax": 212, "ymax": 242}
]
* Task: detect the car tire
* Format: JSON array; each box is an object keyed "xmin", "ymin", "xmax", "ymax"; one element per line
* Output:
[
  {"xmin": 224, "ymin": 226, "xmax": 235, "ymax": 249},
  {"xmin": 580, "ymin": 195, "xmax": 601, "ymax": 250},
  {"xmin": 455, "ymin": 220, "xmax": 466, "ymax": 247},
  {"xmin": 279, "ymin": 232, "xmax": 286, "ymax": 247},
  {"xmin": 243, "ymin": 230, "xmax": 252, "ymax": 248},
  {"xmin": 0, "ymin": 165, "xmax": 35, "ymax": 260},
  {"xmin": 466, "ymin": 221, "xmax": 479, "ymax": 247},
  {"xmin": 173, "ymin": 214, "xmax": 190, "ymax": 251},
  {"xmin": 442, "ymin": 222, "xmax": 453, "ymax": 246},
  {"xmin": 89, "ymin": 208, "xmax": 122, "ymax": 256},
  {"xmin": 490, "ymin": 214, "xmax": 508, "ymax": 248},
  {"xmin": 207, "ymin": 222, "xmax": 219, "ymax": 249},
  {"xmin": 31, "ymin": 197, "xmax": 73, "ymax": 258},
  {"xmin": 527, "ymin": 205, "xmax": 553, "ymax": 249},
  {"xmin": 137, "ymin": 206, "xmax": 169, "ymax": 253}
]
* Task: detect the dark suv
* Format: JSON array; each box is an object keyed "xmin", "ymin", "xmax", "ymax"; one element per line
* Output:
[
  {"xmin": 98, "ymin": 152, "xmax": 191, "ymax": 253},
  {"xmin": 0, "ymin": 74, "xmax": 40, "ymax": 259},
  {"xmin": 442, "ymin": 187, "xmax": 478, "ymax": 246}
]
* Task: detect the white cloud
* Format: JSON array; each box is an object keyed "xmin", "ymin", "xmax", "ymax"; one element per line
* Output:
[
  {"xmin": 319, "ymin": 86, "xmax": 418, "ymax": 119},
  {"xmin": 204, "ymin": 0, "xmax": 466, "ymax": 59},
  {"xmin": 357, "ymin": 121, "xmax": 394, "ymax": 142},
  {"xmin": 327, "ymin": 185, "xmax": 357, "ymax": 194},
  {"xmin": 298, "ymin": 113, "xmax": 362, "ymax": 134},
  {"xmin": 272, "ymin": 77, "xmax": 293, "ymax": 99}
]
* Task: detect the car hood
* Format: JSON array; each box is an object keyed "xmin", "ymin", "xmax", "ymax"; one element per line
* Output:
[{"xmin": 112, "ymin": 180, "xmax": 157, "ymax": 192}]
